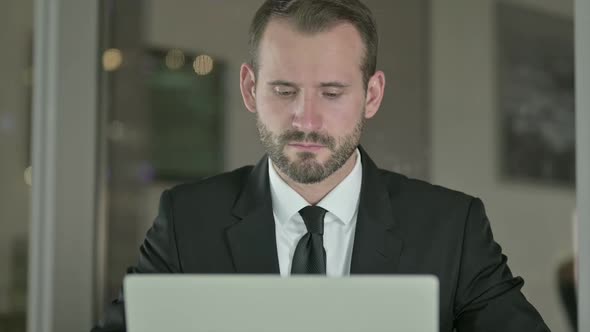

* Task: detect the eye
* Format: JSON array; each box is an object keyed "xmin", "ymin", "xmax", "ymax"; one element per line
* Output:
[
  {"xmin": 323, "ymin": 91, "xmax": 342, "ymax": 99},
  {"xmin": 273, "ymin": 86, "xmax": 297, "ymax": 97}
]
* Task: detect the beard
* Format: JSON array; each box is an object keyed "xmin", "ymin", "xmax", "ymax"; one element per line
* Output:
[{"xmin": 256, "ymin": 112, "xmax": 365, "ymax": 184}]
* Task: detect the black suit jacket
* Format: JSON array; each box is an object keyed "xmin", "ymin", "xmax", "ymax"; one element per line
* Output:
[{"xmin": 93, "ymin": 147, "xmax": 550, "ymax": 332}]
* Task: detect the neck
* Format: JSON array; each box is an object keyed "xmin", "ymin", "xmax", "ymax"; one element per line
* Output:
[{"xmin": 273, "ymin": 151, "xmax": 358, "ymax": 205}]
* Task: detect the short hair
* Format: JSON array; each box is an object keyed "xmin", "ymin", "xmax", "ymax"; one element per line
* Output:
[{"xmin": 248, "ymin": 0, "xmax": 378, "ymax": 88}]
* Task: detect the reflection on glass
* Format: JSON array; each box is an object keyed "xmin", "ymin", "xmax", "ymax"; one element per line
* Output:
[
  {"xmin": 146, "ymin": 48, "xmax": 224, "ymax": 181},
  {"xmin": 165, "ymin": 49, "xmax": 185, "ymax": 70},
  {"xmin": 102, "ymin": 48, "xmax": 123, "ymax": 72},
  {"xmin": 98, "ymin": 0, "xmax": 576, "ymax": 331},
  {"xmin": 193, "ymin": 54, "xmax": 214, "ymax": 76}
]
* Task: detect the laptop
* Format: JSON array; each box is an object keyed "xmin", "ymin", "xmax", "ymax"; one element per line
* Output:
[{"xmin": 124, "ymin": 275, "xmax": 438, "ymax": 332}]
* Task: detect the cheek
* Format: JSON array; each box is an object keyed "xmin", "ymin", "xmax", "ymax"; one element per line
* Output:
[
  {"xmin": 322, "ymin": 100, "xmax": 364, "ymax": 132},
  {"xmin": 256, "ymin": 98, "xmax": 293, "ymax": 128}
]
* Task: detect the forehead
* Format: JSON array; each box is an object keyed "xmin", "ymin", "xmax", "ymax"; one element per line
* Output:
[{"xmin": 257, "ymin": 19, "xmax": 365, "ymax": 83}]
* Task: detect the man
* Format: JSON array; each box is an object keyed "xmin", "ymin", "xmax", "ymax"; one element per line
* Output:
[{"xmin": 93, "ymin": 0, "xmax": 551, "ymax": 331}]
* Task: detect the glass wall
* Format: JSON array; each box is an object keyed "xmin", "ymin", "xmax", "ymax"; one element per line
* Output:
[{"xmin": 96, "ymin": 0, "xmax": 577, "ymax": 331}]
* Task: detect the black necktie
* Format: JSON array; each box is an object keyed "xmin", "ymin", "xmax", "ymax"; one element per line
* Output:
[{"xmin": 291, "ymin": 206, "xmax": 327, "ymax": 274}]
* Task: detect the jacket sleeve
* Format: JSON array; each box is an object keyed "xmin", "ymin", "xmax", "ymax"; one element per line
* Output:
[
  {"xmin": 453, "ymin": 198, "xmax": 551, "ymax": 331},
  {"xmin": 91, "ymin": 189, "xmax": 182, "ymax": 332}
]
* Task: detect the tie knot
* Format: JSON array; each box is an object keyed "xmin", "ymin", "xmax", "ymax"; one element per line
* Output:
[{"xmin": 299, "ymin": 206, "xmax": 327, "ymax": 235}]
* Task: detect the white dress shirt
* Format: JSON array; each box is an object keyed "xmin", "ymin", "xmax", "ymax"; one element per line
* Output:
[{"xmin": 268, "ymin": 149, "xmax": 363, "ymax": 277}]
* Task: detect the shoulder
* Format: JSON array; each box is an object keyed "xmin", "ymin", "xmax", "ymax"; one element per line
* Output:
[
  {"xmin": 378, "ymin": 169, "xmax": 477, "ymax": 213},
  {"xmin": 376, "ymin": 170, "xmax": 487, "ymax": 244}
]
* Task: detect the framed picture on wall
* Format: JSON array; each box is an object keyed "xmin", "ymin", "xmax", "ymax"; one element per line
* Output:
[{"xmin": 496, "ymin": 2, "xmax": 575, "ymax": 186}]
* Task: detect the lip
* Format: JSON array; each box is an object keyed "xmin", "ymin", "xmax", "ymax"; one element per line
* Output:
[{"xmin": 288, "ymin": 143, "xmax": 325, "ymax": 151}]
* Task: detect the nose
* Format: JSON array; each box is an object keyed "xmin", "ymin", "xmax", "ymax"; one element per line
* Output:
[{"xmin": 292, "ymin": 93, "xmax": 323, "ymax": 132}]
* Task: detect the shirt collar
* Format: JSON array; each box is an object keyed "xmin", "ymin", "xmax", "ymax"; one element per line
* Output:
[{"xmin": 268, "ymin": 149, "xmax": 363, "ymax": 225}]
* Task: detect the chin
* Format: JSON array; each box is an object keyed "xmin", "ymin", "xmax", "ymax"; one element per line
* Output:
[{"xmin": 292, "ymin": 150, "xmax": 330, "ymax": 163}]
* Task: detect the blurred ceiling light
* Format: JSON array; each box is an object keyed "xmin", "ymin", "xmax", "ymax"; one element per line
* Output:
[
  {"xmin": 193, "ymin": 54, "xmax": 214, "ymax": 75},
  {"xmin": 102, "ymin": 48, "xmax": 123, "ymax": 71},
  {"xmin": 165, "ymin": 49, "xmax": 185, "ymax": 70},
  {"xmin": 24, "ymin": 166, "xmax": 32, "ymax": 186}
]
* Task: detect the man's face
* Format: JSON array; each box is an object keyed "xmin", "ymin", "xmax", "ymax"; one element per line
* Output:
[{"xmin": 241, "ymin": 19, "xmax": 384, "ymax": 184}]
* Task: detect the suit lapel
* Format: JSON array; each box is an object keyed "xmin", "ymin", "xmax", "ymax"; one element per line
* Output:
[
  {"xmin": 350, "ymin": 147, "xmax": 404, "ymax": 274},
  {"xmin": 226, "ymin": 157, "xmax": 280, "ymax": 274}
]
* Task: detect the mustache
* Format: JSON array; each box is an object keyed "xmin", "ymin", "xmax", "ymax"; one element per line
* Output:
[{"xmin": 278, "ymin": 130, "xmax": 336, "ymax": 150}]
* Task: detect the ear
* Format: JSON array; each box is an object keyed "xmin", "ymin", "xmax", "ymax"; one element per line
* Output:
[
  {"xmin": 240, "ymin": 63, "xmax": 257, "ymax": 113},
  {"xmin": 364, "ymin": 70, "xmax": 385, "ymax": 119}
]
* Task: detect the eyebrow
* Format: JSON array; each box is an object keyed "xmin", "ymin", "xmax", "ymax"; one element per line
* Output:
[
  {"xmin": 319, "ymin": 81, "xmax": 350, "ymax": 88},
  {"xmin": 267, "ymin": 80, "xmax": 350, "ymax": 88},
  {"xmin": 268, "ymin": 80, "xmax": 298, "ymax": 88}
]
